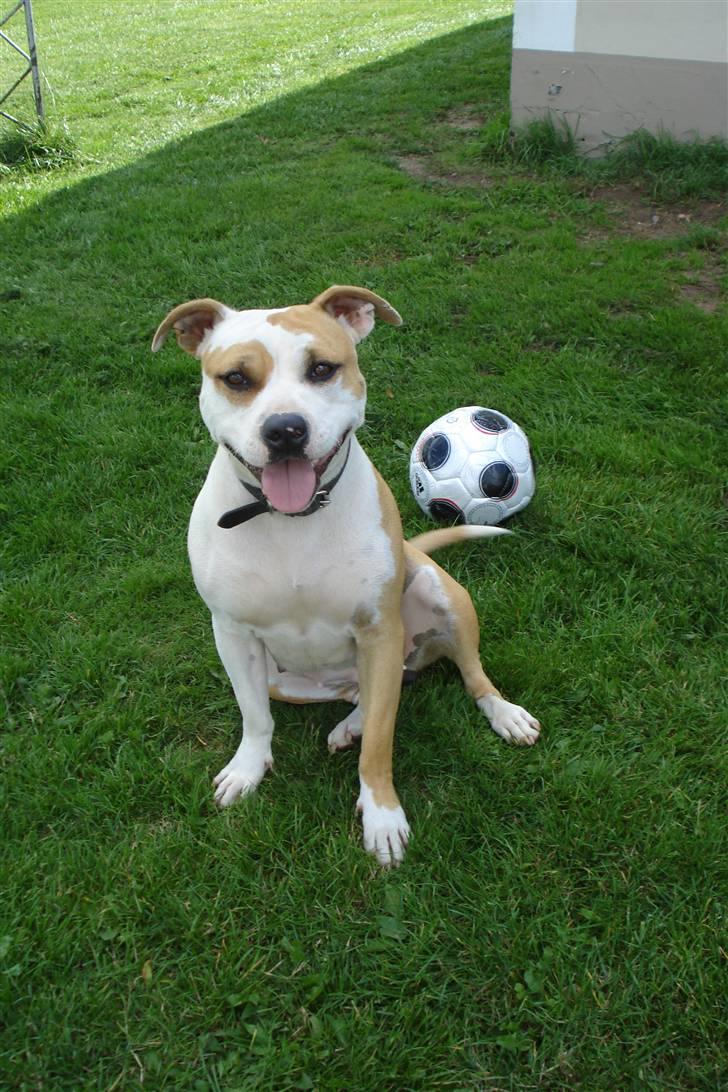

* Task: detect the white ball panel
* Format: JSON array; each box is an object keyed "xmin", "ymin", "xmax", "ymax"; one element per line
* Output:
[
  {"xmin": 466, "ymin": 429, "xmax": 500, "ymax": 454},
  {"xmin": 501, "ymin": 430, "xmax": 531, "ymax": 472},
  {"xmin": 465, "ymin": 499, "xmax": 507, "ymax": 526},
  {"xmin": 460, "ymin": 451, "xmax": 496, "ymax": 496},
  {"xmin": 409, "ymin": 464, "xmax": 434, "ymax": 514},
  {"xmin": 430, "ymin": 476, "xmax": 473, "ymax": 511}
]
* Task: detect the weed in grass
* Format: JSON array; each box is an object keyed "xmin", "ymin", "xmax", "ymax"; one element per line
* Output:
[
  {"xmin": 599, "ymin": 127, "xmax": 728, "ymax": 202},
  {"xmin": 482, "ymin": 110, "xmax": 580, "ymax": 166},
  {"xmin": 0, "ymin": 119, "xmax": 77, "ymax": 173},
  {"xmin": 481, "ymin": 113, "xmax": 728, "ymax": 201}
]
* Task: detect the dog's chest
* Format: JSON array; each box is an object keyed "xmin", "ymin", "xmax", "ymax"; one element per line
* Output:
[
  {"xmin": 189, "ymin": 449, "xmax": 396, "ymax": 671},
  {"xmin": 208, "ymin": 537, "xmax": 387, "ymax": 671},
  {"xmin": 228, "ymin": 551, "xmax": 373, "ymax": 669}
]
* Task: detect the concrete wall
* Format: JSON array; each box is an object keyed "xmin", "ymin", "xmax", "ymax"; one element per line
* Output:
[{"xmin": 511, "ymin": 0, "xmax": 728, "ymax": 154}]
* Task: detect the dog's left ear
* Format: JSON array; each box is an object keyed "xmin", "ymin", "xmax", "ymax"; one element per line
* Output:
[
  {"xmin": 311, "ymin": 285, "xmax": 402, "ymax": 344},
  {"xmin": 151, "ymin": 298, "xmax": 231, "ymax": 355}
]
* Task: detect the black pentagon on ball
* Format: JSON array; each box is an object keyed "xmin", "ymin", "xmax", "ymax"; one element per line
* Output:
[
  {"xmin": 429, "ymin": 499, "xmax": 464, "ymax": 524},
  {"xmin": 421, "ymin": 433, "xmax": 451, "ymax": 471},
  {"xmin": 472, "ymin": 408, "xmax": 509, "ymax": 433},
  {"xmin": 479, "ymin": 461, "xmax": 517, "ymax": 499}
]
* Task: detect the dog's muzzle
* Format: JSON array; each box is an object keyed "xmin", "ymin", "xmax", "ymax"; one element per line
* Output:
[{"xmin": 218, "ymin": 432, "xmax": 351, "ymax": 529}]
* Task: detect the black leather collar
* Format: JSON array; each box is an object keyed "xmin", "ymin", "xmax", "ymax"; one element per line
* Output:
[{"xmin": 218, "ymin": 439, "xmax": 351, "ymax": 529}]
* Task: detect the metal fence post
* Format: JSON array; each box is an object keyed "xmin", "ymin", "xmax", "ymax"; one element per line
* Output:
[
  {"xmin": 0, "ymin": 0, "xmax": 44, "ymax": 129},
  {"xmin": 23, "ymin": 0, "xmax": 43, "ymax": 121}
]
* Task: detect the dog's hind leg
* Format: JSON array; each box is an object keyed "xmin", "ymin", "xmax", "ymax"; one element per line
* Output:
[
  {"xmin": 403, "ymin": 542, "xmax": 540, "ymax": 746},
  {"xmin": 446, "ymin": 575, "xmax": 541, "ymax": 746},
  {"xmin": 268, "ymin": 659, "xmax": 359, "ymax": 706}
]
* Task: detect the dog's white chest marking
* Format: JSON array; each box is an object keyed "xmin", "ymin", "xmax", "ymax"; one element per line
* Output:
[{"xmin": 189, "ymin": 441, "xmax": 395, "ymax": 676}]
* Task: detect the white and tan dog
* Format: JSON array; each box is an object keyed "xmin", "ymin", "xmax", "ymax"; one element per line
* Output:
[{"xmin": 152, "ymin": 285, "xmax": 540, "ymax": 866}]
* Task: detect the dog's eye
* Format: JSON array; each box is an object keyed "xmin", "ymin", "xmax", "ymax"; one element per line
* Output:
[
  {"xmin": 307, "ymin": 361, "xmax": 339, "ymax": 383},
  {"xmin": 223, "ymin": 370, "xmax": 251, "ymax": 391}
]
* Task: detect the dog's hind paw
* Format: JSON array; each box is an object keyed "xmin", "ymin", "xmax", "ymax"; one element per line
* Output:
[
  {"xmin": 327, "ymin": 707, "xmax": 363, "ymax": 752},
  {"xmin": 477, "ymin": 694, "xmax": 541, "ymax": 746}
]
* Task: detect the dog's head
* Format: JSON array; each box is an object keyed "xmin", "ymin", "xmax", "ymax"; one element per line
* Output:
[{"xmin": 152, "ymin": 285, "xmax": 401, "ymax": 514}]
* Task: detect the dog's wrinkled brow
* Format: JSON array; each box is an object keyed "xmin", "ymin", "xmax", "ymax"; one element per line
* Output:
[{"xmin": 203, "ymin": 342, "xmax": 275, "ymax": 397}]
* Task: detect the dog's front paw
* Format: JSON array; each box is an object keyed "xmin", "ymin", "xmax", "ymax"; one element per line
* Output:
[
  {"xmin": 478, "ymin": 695, "xmax": 541, "ymax": 746},
  {"xmin": 213, "ymin": 748, "xmax": 273, "ymax": 807},
  {"xmin": 357, "ymin": 783, "xmax": 410, "ymax": 867}
]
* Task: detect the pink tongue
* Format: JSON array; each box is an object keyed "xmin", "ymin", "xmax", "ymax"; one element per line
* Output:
[{"xmin": 261, "ymin": 459, "xmax": 317, "ymax": 514}]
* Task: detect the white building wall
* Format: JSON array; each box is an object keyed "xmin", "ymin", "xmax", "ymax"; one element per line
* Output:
[
  {"xmin": 513, "ymin": 0, "xmax": 577, "ymax": 53},
  {"xmin": 574, "ymin": 0, "xmax": 728, "ymax": 65}
]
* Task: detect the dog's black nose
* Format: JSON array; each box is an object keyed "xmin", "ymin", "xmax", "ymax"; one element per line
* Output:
[{"xmin": 261, "ymin": 413, "xmax": 309, "ymax": 457}]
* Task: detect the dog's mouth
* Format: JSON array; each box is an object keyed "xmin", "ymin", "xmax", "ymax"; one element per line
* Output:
[{"xmin": 224, "ymin": 431, "xmax": 349, "ymax": 515}]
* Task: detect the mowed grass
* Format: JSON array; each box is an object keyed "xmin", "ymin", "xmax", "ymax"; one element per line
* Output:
[{"xmin": 1, "ymin": 2, "xmax": 727, "ymax": 1088}]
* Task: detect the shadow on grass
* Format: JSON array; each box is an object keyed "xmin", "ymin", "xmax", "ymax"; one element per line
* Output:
[{"xmin": 0, "ymin": 16, "xmax": 512, "ymax": 359}]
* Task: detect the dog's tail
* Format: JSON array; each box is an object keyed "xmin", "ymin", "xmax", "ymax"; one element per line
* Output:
[{"xmin": 407, "ymin": 525, "xmax": 511, "ymax": 556}]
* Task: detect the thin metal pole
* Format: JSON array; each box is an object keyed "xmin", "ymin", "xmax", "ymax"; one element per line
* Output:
[
  {"xmin": 0, "ymin": 27, "xmax": 30, "ymax": 60},
  {"xmin": 23, "ymin": 0, "xmax": 43, "ymax": 121},
  {"xmin": 0, "ymin": 106, "xmax": 31, "ymax": 129},
  {"xmin": 0, "ymin": 64, "xmax": 30, "ymax": 108},
  {"xmin": 0, "ymin": 0, "xmax": 43, "ymax": 127},
  {"xmin": 0, "ymin": 1, "xmax": 24, "ymax": 32}
]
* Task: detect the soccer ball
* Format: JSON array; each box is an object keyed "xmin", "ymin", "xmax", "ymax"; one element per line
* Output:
[{"xmin": 409, "ymin": 406, "xmax": 535, "ymax": 526}]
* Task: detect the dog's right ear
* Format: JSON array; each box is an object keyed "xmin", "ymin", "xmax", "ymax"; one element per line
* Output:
[{"xmin": 152, "ymin": 299, "xmax": 230, "ymax": 355}]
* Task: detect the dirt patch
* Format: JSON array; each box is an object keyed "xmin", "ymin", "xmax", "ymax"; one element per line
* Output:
[
  {"xmin": 583, "ymin": 183, "xmax": 727, "ymax": 240},
  {"xmin": 679, "ymin": 260, "xmax": 724, "ymax": 314},
  {"xmin": 442, "ymin": 107, "xmax": 486, "ymax": 132},
  {"xmin": 394, "ymin": 153, "xmax": 492, "ymax": 189},
  {"xmin": 584, "ymin": 183, "xmax": 726, "ymax": 311},
  {"xmin": 395, "ymin": 154, "xmax": 443, "ymax": 184}
]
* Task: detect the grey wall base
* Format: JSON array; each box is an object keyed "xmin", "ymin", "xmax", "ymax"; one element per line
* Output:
[{"xmin": 511, "ymin": 48, "xmax": 728, "ymax": 155}]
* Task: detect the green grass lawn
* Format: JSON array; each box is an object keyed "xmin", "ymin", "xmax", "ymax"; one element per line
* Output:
[{"xmin": 1, "ymin": 2, "xmax": 727, "ymax": 1088}]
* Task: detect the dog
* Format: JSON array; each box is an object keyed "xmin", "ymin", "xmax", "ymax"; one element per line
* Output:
[{"xmin": 152, "ymin": 285, "xmax": 540, "ymax": 865}]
